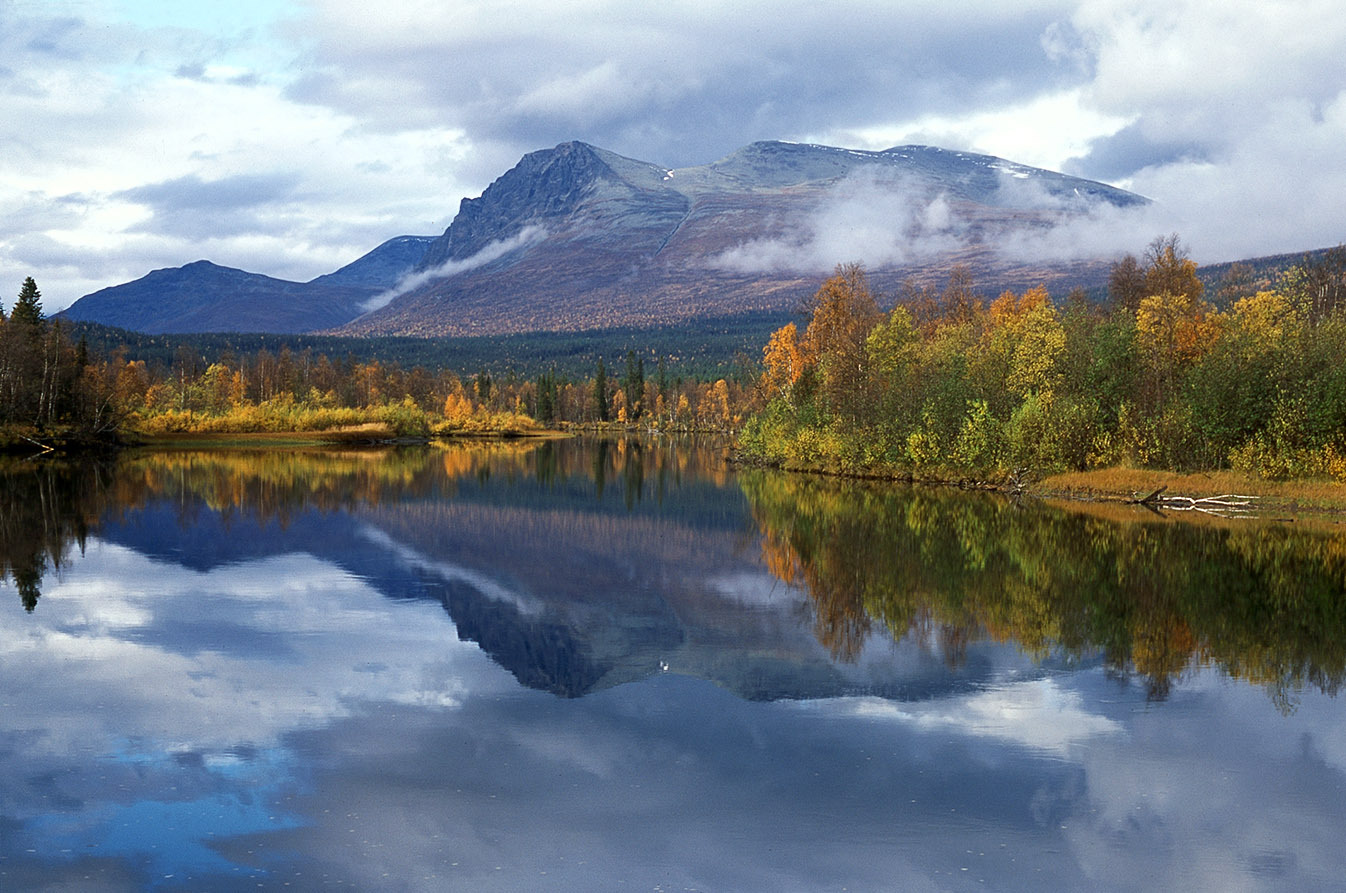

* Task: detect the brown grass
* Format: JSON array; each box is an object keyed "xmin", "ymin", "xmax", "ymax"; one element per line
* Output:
[
  {"xmin": 135, "ymin": 424, "xmax": 398, "ymax": 448},
  {"xmin": 1035, "ymin": 466, "xmax": 1346, "ymax": 514}
]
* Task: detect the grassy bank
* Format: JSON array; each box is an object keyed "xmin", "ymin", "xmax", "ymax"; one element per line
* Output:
[
  {"xmin": 1034, "ymin": 467, "xmax": 1346, "ymax": 515},
  {"xmin": 734, "ymin": 446, "xmax": 1346, "ymax": 517}
]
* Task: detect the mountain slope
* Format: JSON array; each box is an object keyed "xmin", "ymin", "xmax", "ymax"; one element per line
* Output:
[
  {"xmin": 62, "ymin": 141, "xmax": 1147, "ymax": 337},
  {"xmin": 59, "ymin": 235, "xmax": 434, "ymax": 334},
  {"xmin": 310, "ymin": 234, "xmax": 436, "ymax": 291},
  {"xmin": 338, "ymin": 140, "xmax": 1147, "ymax": 337}
]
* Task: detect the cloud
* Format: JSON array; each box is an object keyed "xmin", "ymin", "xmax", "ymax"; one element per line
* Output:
[
  {"xmin": 834, "ymin": 679, "xmax": 1124, "ymax": 757},
  {"xmin": 358, "ymin": 224, "xmax": 546, "ymax": 312},
  {"xmin": 710, "ymin": 169, "xmax": 969, "ymax": 275},
  {"xmin": 0, "ymin": 4, "xmax": 472, "ymax": 309},
  {"xmin": 288, "ymin": 0, "xmax": 1072, "ymax": 169},
  {"xmin": 114, "ymin": 171, "xmax": 302, "ymax": 238},
  {"xmin": 5, "ymin": 0, "xmax": 1346, "ymax": 313},
  {"xmin": 986, "ymin": 173, "xmax": 1169, "ymax": 264},
  {"xmin": 1056, "ymin": 0, "xmax": 1346, "ymax": 259},
  {"xmin": 0, "ymin": 541, "xmax": 504, "ymax": 762},
  {"xmin": 1062, "ymin": 121, "xmax": 1208, "ymax": 182}
]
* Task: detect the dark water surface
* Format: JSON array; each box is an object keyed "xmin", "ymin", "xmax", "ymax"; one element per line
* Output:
[{"xmin": 3, "ymin": 438, "xmax": 1346, "ymax": 891}]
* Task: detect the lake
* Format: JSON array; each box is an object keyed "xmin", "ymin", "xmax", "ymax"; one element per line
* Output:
[{"xmin": 3, "ymin": 437, "xmax": 1346, "ymax": 891}]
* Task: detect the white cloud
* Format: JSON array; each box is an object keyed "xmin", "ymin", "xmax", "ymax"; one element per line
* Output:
[
  {"xmin": 4, "ymin": 0, "xmax": 1346, "ymax": 314},
  {"xmin": 823, "ymin": 88, "xmax": 1131, "ymax": 174},
  {"xmin": 711, "ymin": 169, "xmax": 969, "ymax": 275},
  {"xmin": 0, "ymin": 541, "xmax": 508, "ymax": 759},
  {"xmin": 358, "ymin": 224, "xmax": 546, "ymax": 312},
  {"xmin": 824, "ymin": 678, "xmax": 1123, "ymax": 757},
  {"xmin": 1059, "ymin": 0, "xmax": 1346, "ymax": 259}
]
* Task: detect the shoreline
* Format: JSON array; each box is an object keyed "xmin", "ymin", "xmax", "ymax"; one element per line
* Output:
[{"xmin": 731, "ymin": 451, "xmax": 1346, "ymax": 519}]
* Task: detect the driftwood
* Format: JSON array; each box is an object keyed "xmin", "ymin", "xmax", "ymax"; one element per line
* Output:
[
  {"xmin": 1128, "ymin": 486, "xmax": 1259, "ymax": 517},
  {"xmin": 20, "ymin": 434, "xmax": 55, "ymax": 458},
  {"xmin": 1004, "ymin": 467, "xmax": 1033, "ymax": 497}
]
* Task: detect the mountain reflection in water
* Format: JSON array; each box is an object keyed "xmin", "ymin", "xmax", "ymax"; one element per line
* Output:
[{"xmin": 2, "ymin": 439, "xmax": 1346, "ymax": 890}]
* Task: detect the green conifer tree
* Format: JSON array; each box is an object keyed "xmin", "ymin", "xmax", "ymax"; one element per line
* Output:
[
  {"xmin": 12, "ymin": 277, "xmax": 43, "ymax": 326},
  {"xmin": 594, "ymin": 357, "xmax": 609, "ymax": 422}
]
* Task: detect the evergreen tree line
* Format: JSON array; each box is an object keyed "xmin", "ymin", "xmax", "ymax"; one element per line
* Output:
[
  {"xmin": 0, "ymin": 278, "xmax": 750, "ymax": 441},
  {"xmin": 741, "ymin": 239, "xmax": 1346, "ymax": 480},
  {"xmin": 0, "ymin": 277, "xmax": 117, "ymax": 436}
]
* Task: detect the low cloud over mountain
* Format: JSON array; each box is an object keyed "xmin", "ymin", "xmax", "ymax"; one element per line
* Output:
[{"xmin": 62, "ymin": 140, "xmax": 1150, "ymax": 336}]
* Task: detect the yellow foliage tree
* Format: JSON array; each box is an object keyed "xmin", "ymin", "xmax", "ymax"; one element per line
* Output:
[
  {"xmin": 802, "ymin": 263, "xmax": 882, "ymax": 418},
  {"xmin": 1229, "ymin": 289, "xmax": 1303, "ymax": 344},
  {"xmin": 761, "ymin": 321, "xmax": 805, "ymax": 402},
  {"xmin": 442, "ymin": 392, "xmax": 474, "ymax": 422},
  {"xmin": 975, "ymin": 285, "xmax": 1065, "ymax": 406},
  {"xmin": 1135, "ymin": 290, "xmax": 1220, "ymax": 409}
]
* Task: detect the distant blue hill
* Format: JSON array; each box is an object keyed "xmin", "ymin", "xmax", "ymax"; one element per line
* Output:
[{"xmin": 59, "ymin": 235, "xmax": 434, "ymax": 334}]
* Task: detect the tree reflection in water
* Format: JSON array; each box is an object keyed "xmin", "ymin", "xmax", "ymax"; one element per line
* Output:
[
  {"xmin": 0, "ymin": 458, "xmax": 117, "ymax": 612},
  {"xmin": 741, "ymin": 469, "xmax": 1346, "ymax": 711},
  {"xmin": 8, "ymin": 442, "xmax": 1346, "ymax": 715}
]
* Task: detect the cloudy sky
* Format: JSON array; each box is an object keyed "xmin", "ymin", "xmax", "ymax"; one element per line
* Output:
[{"xmin": 3, "ymin": 0, "xmax": 1345, "ymax": 312}]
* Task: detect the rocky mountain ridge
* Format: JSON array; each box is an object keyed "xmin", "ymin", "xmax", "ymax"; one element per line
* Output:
[
  {"xmin": 61, "ymin": 140, "xmax": 1148, "ymax": 336},
  {"xmin": 343, "ymin": 140, "xmax": 1145, "ymax": 336}
]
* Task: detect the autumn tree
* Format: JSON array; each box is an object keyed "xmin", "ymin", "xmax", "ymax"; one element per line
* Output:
[
  {"xmin": 1187, "ymin": 288, "xmax": 1302, "ymax": 457},
  {"xmin": 1143, "ymin": 234, "xmax": 1204, "ymax": 304},
  {"xmin": 942, "ymin": 264, "xmax": 980, "ymax": 323},
  {"xmin": 1134, "ymin": 289, "xmax": 1219, "ymax": 416},
  {"xmin": 1278, "ymin": 246, "xmax": 1346, "ymax": 323},
  {"xmin": 1214, "ymin": 262, "xmax": 1258, "ymax": 309},
  {"xmin": 1108, "ymin": 253, "xmax": 1146, "ymax": 314},
  {"xmin": 802, "ymin": 263, "xmax": 883, "ymax": 419},
  {"xmin": 1003, "ymin": 289, "xmax": 1066, "ymax": 400},
  {"xmin": 864, "ymin": 304, "xmax": 920, "ymax": 435},
  {"xmin": 760, "ymin": 321, "xmax": 805, "ymax": 404}
]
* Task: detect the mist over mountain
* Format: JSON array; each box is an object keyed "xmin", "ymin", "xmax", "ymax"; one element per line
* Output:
[
  {"xmin": 61, "ymin": 141, "xmax": 1149, "ymax": 336},
  {"xmin": 344, "ymin": 140, "xmax": 1149, "ymax": 337}
]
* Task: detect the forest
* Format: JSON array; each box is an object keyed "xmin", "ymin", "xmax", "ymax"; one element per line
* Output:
[
  {"xmin": 741, "ymin": 238, "xmax": 1346, "ymax": 481},
  {"xmin": 0, "ymin": 276, "xmax": 748, "ymax": 446},
  {"xmin": 5, "ymin": 235, "xmax": 1345, "ymax": 478}
]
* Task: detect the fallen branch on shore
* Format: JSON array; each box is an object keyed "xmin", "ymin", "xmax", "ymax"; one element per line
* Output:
[
  {"xmin": 20, "ymin": 434, "xmax": 55, "ymax": 458},
  {"xmin": 1127, "ymin": 485, "xmax": 1259, "ymax": 517}
]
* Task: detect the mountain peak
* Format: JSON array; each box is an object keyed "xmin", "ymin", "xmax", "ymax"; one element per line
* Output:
[
  {"xmin": 66, "ymin": 138, "xmax": 1153, "ymax": 338},
  {"xmin": 417, "ymin": 140, "xmax": 673, "ymax": 270}
]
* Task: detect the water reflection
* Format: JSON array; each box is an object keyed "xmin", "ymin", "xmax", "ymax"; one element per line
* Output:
[
  {"xmin": 3, "ymin": 440, "xmax": 1346, "ymax": 890},
  {"xmin": 0, "ymin": 458, "xmax": 110, "ymax": 611},
  {"xmin": 741, "ymin": 471, "xmax": 1346, "ymax": 710}
]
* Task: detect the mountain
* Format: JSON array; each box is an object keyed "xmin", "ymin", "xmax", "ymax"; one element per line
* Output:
[
  {"xmin": 308, "ymin": 234, "xmax": 437, "ymax": 291},
  {"xmin": 62, "ymin": 141, "xmax": 1147, "ymax": 336},
  {"xmin": 59, "ymin": 235, "xmax": 434, "ymax": 334},
  {"xmin": 337, "ymin": 140, "xmax": 1148, "ymax": 337}
]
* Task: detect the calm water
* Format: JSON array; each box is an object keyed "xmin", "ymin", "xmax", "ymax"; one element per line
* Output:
[{"xmin": 3, "ymin": 438, "xmax": 1346, "ymax": 891}]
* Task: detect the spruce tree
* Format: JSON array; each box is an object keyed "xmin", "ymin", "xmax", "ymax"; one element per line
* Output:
[
  {"xmin": 12, "ymin": 277, "xmax": 43, "ymax": 326},
  {"xmin": 593, "ymin": 357, "xmax": 609, "ymax": 422},
  {"xmin": 623, "ymin": 349, "xmax": 644, "ymax": 420}
]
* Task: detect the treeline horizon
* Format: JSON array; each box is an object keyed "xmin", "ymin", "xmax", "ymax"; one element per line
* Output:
[
  {"xmin": 742, "ymin": 237, "xmax": 1346, "ymax": 481},
  {"xmin": 61, "ymin": 312, "xmax": 787, "ymax": 383},
  {"xmin": 0, "ymin": 277, "xmax": 752, "ymax": 441},
  {"xmin": 5, "ymin": 238, "xmax": 1345, "ymax": 455},
  {"xmin": 52, "ymin": 243, "xmax": 1345, "ymax": 383}
]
